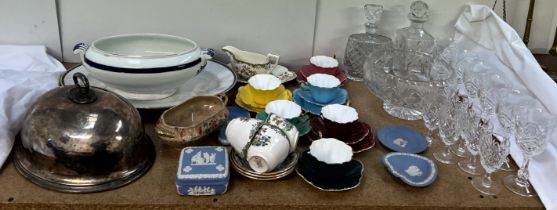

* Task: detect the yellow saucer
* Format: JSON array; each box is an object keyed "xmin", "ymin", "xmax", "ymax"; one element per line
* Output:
[
  {"xmin": 237, "ymin": 85, "xmax": 292, "ymax": 108},
  {"xmin": 235, "ymin": 89, "xmax": 292, "ymax": 112}
]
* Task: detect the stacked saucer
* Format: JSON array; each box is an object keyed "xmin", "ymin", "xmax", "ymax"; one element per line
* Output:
[
  {"xmin": 296, "ymin": 138, "xmax": 363, "ymax": 191},
  {"xmin": 230, "ymin": 150, "xmax": 298, "ymax": 181},
  {"xmin": 307, "ymin": 104, "xmax": 375, "ymax": 153},
  {"xmin": 293, "ymin": 74, "xmax": 348, "ymax": 115},
  {"xmin": 235, "ymin": 74, "xmax": 292, "ymax": 112}
]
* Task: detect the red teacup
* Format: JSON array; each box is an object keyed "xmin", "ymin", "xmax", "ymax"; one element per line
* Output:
[
  {"xmin": 297, "ymin": 64, "xmax": 347, "ymax": 83},
  {"xmin": 320, "ymin": 116, "xmax": 365, "ymax": 141}
]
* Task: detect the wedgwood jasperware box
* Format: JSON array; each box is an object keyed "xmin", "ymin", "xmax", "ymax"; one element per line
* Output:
[{"xmin": 176, "ymin": 146, "xmax": 229, "ymax": 195}]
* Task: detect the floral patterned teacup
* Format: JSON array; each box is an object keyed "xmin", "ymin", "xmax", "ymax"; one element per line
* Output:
[{"xmin": 225, "ymin": 114, "xmax": 298, "ymax": 173}]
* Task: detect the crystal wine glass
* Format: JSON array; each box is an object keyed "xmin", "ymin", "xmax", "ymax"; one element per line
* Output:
[
  {"xmin": 471, "ymin": 119, "xmax": 511, "ymax": 195},
  {"xmin": 494, "ymin": 88, "xmax": 538, "ymax": 172},
  {"xmin": 458, "ymin": 103, "xmax": 485, "ymax": 175},
  {"xmin": 420, "ymin": 88, "xmax": 445, "ymax": 145},
  {"xmin": 433, "ymin": 94, "xmax": 460, "ymax": 164},
  {"xmin": 503, "ymin": 106, "xmax": 556, "ymax": 197}
]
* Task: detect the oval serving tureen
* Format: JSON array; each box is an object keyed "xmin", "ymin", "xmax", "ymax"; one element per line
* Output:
[{"xmin": 74, "ymin": 33, "xmax": 214, "ymax": 100}]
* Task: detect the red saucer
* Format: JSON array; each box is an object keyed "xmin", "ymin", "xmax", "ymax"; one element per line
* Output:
[
  {"xmin": 307, "ymin": 121, "xmax": 375, "ymax": 154},
  {"xmin": 350, "ymin": 123, "xmax": 375, "ymax": 154},
  {"xmin": 296, "ymin": 65, "xmax": 348, "ymax": 83}
]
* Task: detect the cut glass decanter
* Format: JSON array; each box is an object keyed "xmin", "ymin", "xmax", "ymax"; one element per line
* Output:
[
  {"xmin": 394, "ymin": 0, "xmax": 435, "ymax": 77},
  {"xmin": 344, "ymin": 4, "xmax": 392, "ymax": 81}
]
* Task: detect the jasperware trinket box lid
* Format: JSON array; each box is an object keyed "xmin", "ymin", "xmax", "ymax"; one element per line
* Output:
[
  {"xmin": 14, "ymin": 73, "xmax": 155, "ymax": 193},
  {"xmin": 176, "ymin": 146, "xmax": 229, "ymax": 196}
]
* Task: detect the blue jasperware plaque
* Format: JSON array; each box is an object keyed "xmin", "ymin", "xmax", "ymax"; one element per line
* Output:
[{"xmin": 176, "ymin": 146, "xmax": 229, "ymax": 196}]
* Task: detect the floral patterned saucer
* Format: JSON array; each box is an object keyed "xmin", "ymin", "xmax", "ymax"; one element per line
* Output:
[
  {"xmin": 230, "ymin": 149, "xmax": 298, "ymax": 180},
  {"xmin": 234, "ymin": 65, "xmax": 297, "ymax": 84}
]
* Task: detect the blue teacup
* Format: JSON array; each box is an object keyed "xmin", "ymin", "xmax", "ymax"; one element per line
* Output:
[
  {"xmin": 303, "ymin": 73, "xmax": 342, "ymax": 104},
  {"xmin": 301, "ymin": 83, "xmax": 340, "ymax": 104}
]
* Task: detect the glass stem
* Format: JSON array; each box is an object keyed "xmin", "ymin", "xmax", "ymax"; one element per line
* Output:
[
  {"xmin": 470, "ymin": 154, "xmax": 479, "ymax": 168},
  {"xmin": 426, "ymin": 128, "xmax": 434, "ymax": 146},
  {"xmin": 443, "ymin": 144, "xmax": 452, "ymax": 156},
  {"xmin": 482, "ymin": 172, "xmax": 494, "ymax": 188},
  {"xmin": 516, "ymin": 157, "xmax": 531, "ymax": 187}
]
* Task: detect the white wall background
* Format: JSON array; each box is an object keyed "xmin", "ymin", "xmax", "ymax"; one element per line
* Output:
[
  {"xmin": 57, "ymin": 0, "xmax": 317, "ymax": 69},
  {"xmin": 0, "ymin": 0, "xmax": 555, "ymax": 68},
  {"xmin": 0, "ymin": 0, "xmax": 61, "ymax": 59}
]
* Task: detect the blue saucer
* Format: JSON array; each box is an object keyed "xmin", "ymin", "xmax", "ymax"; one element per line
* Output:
[
  {"xmin": 293, "ymin": 89, "xmax": 323, "ymax": 115},
  {"xmin": 377, "ymin": 125, "xmax": 428, "ymax": 154},
  {"xmin": 298, "ymin": 88, "xmax": 348, "ymax": 106},
  {"xmin": 218, "ymin": 106, "xmax": 251, "ymax": 145},
  {"xmin": 383, "ymin": 152, "xmax": 438, "ymax": 187}
]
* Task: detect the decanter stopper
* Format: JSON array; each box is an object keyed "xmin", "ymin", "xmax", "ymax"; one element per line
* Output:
[
  {"xmin": 408, "ymin": 1, "xmax": 429, "ymax": 23},
  {"xmin": 364, "ymin": 4, "xmax": 383, "ymax": 34}
]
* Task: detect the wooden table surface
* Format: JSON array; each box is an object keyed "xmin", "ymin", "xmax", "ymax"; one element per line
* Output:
[{"xmin": 0, "ymin": 64, "xmax": 545, "ymax": 209}]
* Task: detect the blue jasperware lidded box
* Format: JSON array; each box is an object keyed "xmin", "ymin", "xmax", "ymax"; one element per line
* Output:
[{"xmin": 176, "ymin": 146, "xmax": 229, "ymax": 196}]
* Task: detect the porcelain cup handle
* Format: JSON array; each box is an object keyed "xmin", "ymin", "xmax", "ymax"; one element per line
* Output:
[
  {"xmin": 267, "ymin": 54, "xmax": 280, "ymax": 69},
  {"xmin": 217, "ymin": 94, "xmax": 228, "ymax": 105},
  {"xmin": 198, "ymin": 48, "xmax": 215, "ymax": 74},
  {"xmin": 73, "ymin": 43, "xmax": 89, "ymax": 63},
  {"xmin": 300, "ymin": 82, "xmax": 311, "ymax": 91}
]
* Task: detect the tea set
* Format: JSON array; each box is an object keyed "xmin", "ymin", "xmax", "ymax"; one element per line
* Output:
[
  {"xmin": 226, "ymin": 113, "xmax": 299, "ymax": 173},
  {"xmin": 296, "ymin": 138, "xmax": 364, "ymax": 191},
  {"xmin": 308, "ymin": 104, "xmax": 376, "ymax": 154},
  {"xmin": 293, "ymin": 73, "xmax": 349, "ymax": 115},
  {"xmin": 296, "ymin": 55, "xmax": 348, "ymax": 83},
  {"xmin": 235, "ymin": 74, "xmax": 292, "ymax": 112}
]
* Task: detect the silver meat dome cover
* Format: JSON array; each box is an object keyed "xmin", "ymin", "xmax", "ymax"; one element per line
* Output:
[{"xmin": 14, "ymin": 73, "xmax": 155, "ymax": 192}]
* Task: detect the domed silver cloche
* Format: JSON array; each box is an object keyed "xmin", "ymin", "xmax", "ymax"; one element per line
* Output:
[{"xmin": 14, "ymin": 73, "xmax": 155, "ymax": 193}]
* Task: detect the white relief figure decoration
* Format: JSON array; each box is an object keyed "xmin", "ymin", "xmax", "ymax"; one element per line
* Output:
[
  {"xmin": 183, "ymin": 166, "xmax": 192, "ymax": 173},
  {"xmin": 405, "ymin": 165, "xmax": 423, "ymax": 177},
  {"xmin": 187, "ymin": 186, "xmax": 216, "ymax": 195},
  {"xmin": 185, "ymin": 148, "xmax": 194, "ymax": 154},
  {"xmin": 191, "ymin": 151, "xmax": 217, "ymax": 165},
  {"xmin": 394, "ymin": 138, "xmax": 408, "ymax": 148},
  {"xmin": 216, "ymin": 164, "xmax": 225, "ymax": 172}
]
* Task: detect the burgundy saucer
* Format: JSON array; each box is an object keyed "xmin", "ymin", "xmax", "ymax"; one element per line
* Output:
[
  {"xmin": 350, "ymin": 123, "xmax": 375, "ymax": 153},
  {"xmin": 296, "ymin": 65, "xmax": 347, "ymax": 83},
  {"xmin": 308, "ymin": 117, "xmax": 369, "ymax": 145},
  {"xmin": 308, "ymin": 122, "xmax": 375, "ymax": 153}
]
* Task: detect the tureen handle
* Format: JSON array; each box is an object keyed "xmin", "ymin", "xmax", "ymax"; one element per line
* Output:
[
  {"xmin": 197, "ymin": 48, "xmax": 215, "ymax": 74},
  {"xmin": 73, "ymin": 43, "xmax": 89, "ymax": 63},
  {"xmin": 73, "ymin": 43, "xmax": 88, "ymax": 55},
  {"xmin": 216, "ymin": 94, "xmax": 228, "ymax": 105}
]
